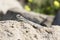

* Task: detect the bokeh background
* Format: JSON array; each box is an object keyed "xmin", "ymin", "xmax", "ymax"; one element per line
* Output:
[{"xmin": 21, "ymin": 0, "xmax": 60, "ymax": 15}]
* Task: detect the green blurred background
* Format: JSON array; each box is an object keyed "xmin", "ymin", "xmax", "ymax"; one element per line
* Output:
[{"xmin": 24, "ymin": 0, "xmax": 60, "ymax": 15}]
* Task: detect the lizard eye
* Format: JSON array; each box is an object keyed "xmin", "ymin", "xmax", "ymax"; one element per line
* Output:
[{"xmin": 16, "ymin": 14, "xmax": 21, "ymax": 18}]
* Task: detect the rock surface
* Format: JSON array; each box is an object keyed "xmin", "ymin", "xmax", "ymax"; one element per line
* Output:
[
  {"xmin": 0, "ymin": 0, "xmax": 59, "ymax": 40},
  {"xmin": 0, "ymin": 20, "xmax": 60, "ymax": 40}
]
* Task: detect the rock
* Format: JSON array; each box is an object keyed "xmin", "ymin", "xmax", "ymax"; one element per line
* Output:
[
  {"xmin": 0, "ymin": 0, "xmax": 59, "ymax": 40},
  {"xmin": 0, "ymin": 20, "xmax": 60, "ymax": 40},
  {"xmin": 0, "ymin": 0, "xmax": 55, "ymax": 27},
  {"xmin": 42, "ymin": 16, "xmax": 54, "ymax": 27}
]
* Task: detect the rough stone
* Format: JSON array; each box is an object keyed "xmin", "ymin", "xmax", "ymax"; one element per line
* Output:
[{"xmin": 0, "ymin": 20, "xmax": 60, "ymax": 40}]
